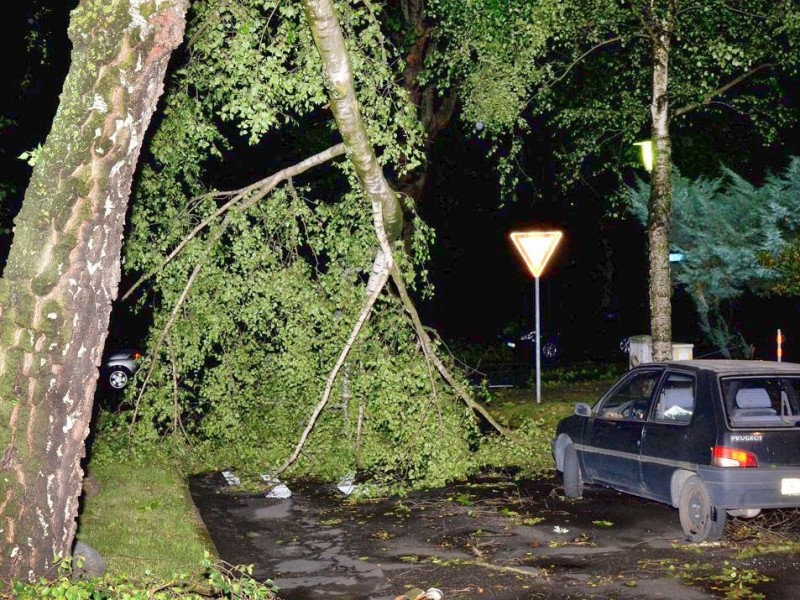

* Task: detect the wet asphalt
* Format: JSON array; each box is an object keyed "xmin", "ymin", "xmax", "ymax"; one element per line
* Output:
[{"xmin": 189, "ymin": 473, "xmax": 800, "ymax": 600}]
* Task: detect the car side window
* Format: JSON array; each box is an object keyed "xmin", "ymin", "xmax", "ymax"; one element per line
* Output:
[
  {"xmin": 597, "ymin": 370, "xmax": 661, "ymax": 420},
  {"xmin": 653, "ymin": 373, "xmax": 695, "ymax": 423}
]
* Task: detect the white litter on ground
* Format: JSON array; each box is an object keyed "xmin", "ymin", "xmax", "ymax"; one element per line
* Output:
[
  {"xmin": 221, "ymin": 470, "xmax": 240, "ymax": 486},
  {"xmin": 336, "ymin": 473, "xmax": 357, "ymax": 495},
  {"xmin": 261, "ymin": 474, "xmax": 292, "ymax": 499}
]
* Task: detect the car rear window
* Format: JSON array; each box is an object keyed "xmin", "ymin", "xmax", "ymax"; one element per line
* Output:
[{"xmin": 721, "ymin": 377, "xmax": 800, "ymax": 427}]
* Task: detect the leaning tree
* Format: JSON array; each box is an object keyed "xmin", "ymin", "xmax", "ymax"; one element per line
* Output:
[{"xmin": 0, "ymin": 0, "xmax": 188, "ymax": 581}]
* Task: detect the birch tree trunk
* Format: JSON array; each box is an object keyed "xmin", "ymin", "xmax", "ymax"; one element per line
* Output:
[
  {"xmin": 647, "ymin": 18, "xmax": 673, "ymax": 362},
  {"xmin": 0, "ymin": 0, "xmax": 186, "ymax": 581},
  {"xmin": 302, "ymin": 0, "xmax": 404, "ymax": 245}
]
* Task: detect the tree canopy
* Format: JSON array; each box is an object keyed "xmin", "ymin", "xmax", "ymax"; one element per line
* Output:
[{"xmin": 431, "ymin": 0, "xmax": 800, "ymax": 188}]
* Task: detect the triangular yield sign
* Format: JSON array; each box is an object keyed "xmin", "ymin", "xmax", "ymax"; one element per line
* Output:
[{"xmin": 510, "ymin": 231, "xmax": 563, "ymax": 278}]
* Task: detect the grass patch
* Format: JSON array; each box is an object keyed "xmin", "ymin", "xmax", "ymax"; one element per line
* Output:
[
  {"xmin": 473, "ymin": 368, "xmax": 621, "ymax": 475},
  {"xmin": 489, "ymin": 377, "xmax": 618, "ymax": 430},
  {"xmin": 77, "ymin": 453, "xmax": 213, "ymax": 580}
]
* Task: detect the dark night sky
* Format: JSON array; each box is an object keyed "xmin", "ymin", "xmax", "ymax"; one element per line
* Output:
[{"xmin": 2, "ymin": 1, "xmax": 799, "ymax": 363}]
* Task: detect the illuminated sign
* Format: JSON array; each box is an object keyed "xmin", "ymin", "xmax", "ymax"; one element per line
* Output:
[{"xmin": 510, "ymin": 231, "xmax": 563, "ymax": 278}]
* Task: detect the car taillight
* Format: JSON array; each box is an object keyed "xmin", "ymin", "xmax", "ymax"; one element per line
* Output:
[
  {"xmin": 133, "ymin": 352, "xmax": 142, "ymax": 360},
  {"xmin": 712, "ymin": 446, "xmax": 758, "ymax": 468}
]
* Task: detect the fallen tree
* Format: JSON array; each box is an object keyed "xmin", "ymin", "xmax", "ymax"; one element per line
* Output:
[{"xmin": 117, "ymin": 0, "xmax": 509, "ymax": 492}]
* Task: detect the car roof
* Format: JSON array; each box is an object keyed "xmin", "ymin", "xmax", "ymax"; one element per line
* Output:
[{"xmin": 638, "ymin": 359, "xmax": 800, "ymax": 376}]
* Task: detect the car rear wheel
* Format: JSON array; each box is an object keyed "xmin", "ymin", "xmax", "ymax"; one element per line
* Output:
[
  {"xmin": 108, "ymin": 368, "xmax": 130, "ymax": 390},
  {"xmin": 562, "ymin": 444, "xmax": 583, "ymax": 499},
  {"xmin": 679, "ymin": 475, "xmax": 726, "ymax": 542}
]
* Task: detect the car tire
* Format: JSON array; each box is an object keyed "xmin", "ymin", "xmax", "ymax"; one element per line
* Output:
[
  {"xmin": 108, "ymin": 368, "xmax": 130, "ymax": 390},
  {"xmin": 562, "ymin": 444, "xmax": 583, "ymax": 499},
  {"xmin": 678, "ymin": 475, "xmax": 726, "ymax": 542}
]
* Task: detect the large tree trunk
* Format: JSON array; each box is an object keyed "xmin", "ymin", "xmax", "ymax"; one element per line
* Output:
[
  {"xmin": 647, "ymin": 22, "xmax": 673, "ymax": 362},
  {"xmin": 393, "ymin": 0, "xmax": 457, "ymax": 215},
  {"xmin": 0, "ymin": 0, "xmax": 186, "ymax": 581}
]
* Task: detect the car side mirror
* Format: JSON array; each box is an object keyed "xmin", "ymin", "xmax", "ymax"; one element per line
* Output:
[{"xmin": 574, "ymin": 403, "xmax": 592, "ymax": 417}]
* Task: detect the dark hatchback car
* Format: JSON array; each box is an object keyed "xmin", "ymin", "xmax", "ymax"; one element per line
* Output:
[{"xmin": 553, "ymin": 360, "xmax": 800, "ymax": 542}]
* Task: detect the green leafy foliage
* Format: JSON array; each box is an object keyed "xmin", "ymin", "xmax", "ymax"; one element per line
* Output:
[
  {"xmin": 427, "ymin": 0, "xmax": 800, "ymax": 195},
  {"xmin": 6, "ymin": 553, "xmax": 278, "ymax": 599},
  {"xmin": 626, "ymin": 158, "xmax": 800, "ymax": 355},
  {"xmin": 117, "ymin": 0, "xmax": 498, "ymax": 494},
  {"xmin": 764, "ymin": 241, "xmax": 800, "ymax": 297}
]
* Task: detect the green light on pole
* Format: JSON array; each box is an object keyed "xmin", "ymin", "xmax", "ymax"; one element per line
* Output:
[{"xmin": 634, "ymin": 140, "xmax": 654, "ymax": 172}]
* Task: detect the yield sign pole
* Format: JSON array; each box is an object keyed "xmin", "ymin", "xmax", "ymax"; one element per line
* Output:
[{"xmin": 510, "ymin": 231, "xmax": 563, "ymax": 404}]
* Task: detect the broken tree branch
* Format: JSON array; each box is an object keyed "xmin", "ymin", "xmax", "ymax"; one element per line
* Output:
[
  {"xmin": 273, "ymin": 259, "xmax": 390, "ymax": 476},
  {"xmin": 121, "ymin": 143, "xmax": 346, "ymax": 302},
  {"xmin": 389, "ymin": 264, "xmax": 508, "ymax": 435},
  {"xmin": 129, "ymin": 260, "xmax": 205, "ymax": 433}
]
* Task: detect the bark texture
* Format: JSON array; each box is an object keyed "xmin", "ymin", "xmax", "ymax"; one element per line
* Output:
[
  {"xmin": 0, "ymin": 0, "xmax": 187, "ymax": 581},
  {"xmin": 647, "ymin": 20, "xmax": 673, "ymax": 362},
  {"xmin": 303, "ymin": 0, "xmax": 404, "ymax": 246}
]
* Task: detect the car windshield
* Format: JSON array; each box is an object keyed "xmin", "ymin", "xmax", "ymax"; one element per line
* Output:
[{"xmin": 721, "ymin": 377, "xmax": 800, "ymax": 427}]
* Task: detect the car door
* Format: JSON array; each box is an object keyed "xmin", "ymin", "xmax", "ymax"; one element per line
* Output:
[
  {"xmin": 581, "ymin": 368, "xmax": 663, "ymax": 493},
  {"xmin": 640, "ymin": 370, "xmax": 703, "ymax": 502}
]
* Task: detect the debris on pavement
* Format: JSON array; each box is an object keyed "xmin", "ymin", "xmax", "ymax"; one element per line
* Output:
[
  {"xmin": 261, "ymin": 474, "xmax": 292, "ymax": 499},
  {"xmin": 395, "ymin": 587, "xmax": 443, "ymax": 600},
  {"xmin": 336, "ymin": 472, "xmax": 357, "ymax": 495},
  {"xmin": 221, "ymin": 470, "xmax": 240, "ymax": 486}
]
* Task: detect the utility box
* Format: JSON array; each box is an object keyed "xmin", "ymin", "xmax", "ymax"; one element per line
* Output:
[
  {"xmin": 628, "ymin": 335, "xmax": 694, "ymax": 368},
  {"xmin": 672, "ymin": 343, "xmax": 694, "ymax": 361},
  {"xmin": 629, "ymin": 335, "xmax": 652, "ymax": 368}
]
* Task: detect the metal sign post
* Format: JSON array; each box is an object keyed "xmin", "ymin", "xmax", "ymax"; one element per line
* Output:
[
  {"xmin": 510, "ymin": 231, "xmax": 563, "ymax": 404},
  {"xmin": 534, "ymin": 275, "xmax": 541, "ymax": 405}
]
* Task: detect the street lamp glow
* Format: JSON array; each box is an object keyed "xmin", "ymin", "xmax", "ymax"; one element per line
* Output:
[
  {"xmin": 634, "ymin": 140, "xmax": 654, "ymax": 172},
  {"xmin": 510, "ymin": 230, "xmax": 563, "ymax": 404}
]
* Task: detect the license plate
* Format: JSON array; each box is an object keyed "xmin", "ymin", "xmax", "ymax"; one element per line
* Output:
[{"xmin": 781, "ymin": 478, "xmax": 800, "ymax": 495}]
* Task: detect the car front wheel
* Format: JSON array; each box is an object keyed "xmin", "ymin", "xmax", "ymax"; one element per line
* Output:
[
  {"xmin": 678, "ymin": 475, "xmax": 726, "ymax": 542},
  {"xmin": 562, "ymin": 444, "xmax": 583, "ymax": 499},
  {"xmin": 108, "ymin": 368, "xmax": 130, "ymax": 390}
]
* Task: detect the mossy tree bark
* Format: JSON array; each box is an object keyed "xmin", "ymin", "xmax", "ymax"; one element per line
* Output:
[{"xmin": 0, "ymin": 0, "xmax": 186, "ymax": 581}]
